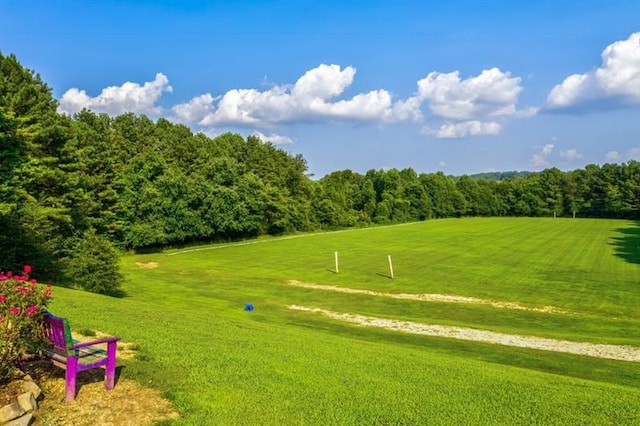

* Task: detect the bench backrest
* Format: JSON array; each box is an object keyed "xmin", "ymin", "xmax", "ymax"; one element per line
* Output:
[{"xmin": 44, "ymin": 311, "xmax": 74, "ymax": 356}]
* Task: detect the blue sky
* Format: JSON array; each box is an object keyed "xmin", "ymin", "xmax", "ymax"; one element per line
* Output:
[{"xmin": 1, "ymin": 0, "xmax": 639, "ymax": 178}]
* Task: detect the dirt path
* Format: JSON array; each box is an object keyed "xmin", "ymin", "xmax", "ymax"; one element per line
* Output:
[
  {"xmin": 288, "ymin": 280, "xmax": 571, "ymax": 314},
  {"xmin": 288, "ymin": 305, "xmax": 640, "ymax": 362}
]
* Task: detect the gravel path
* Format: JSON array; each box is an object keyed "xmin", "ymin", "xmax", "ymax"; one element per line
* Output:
[
  {"xmin": 288, "ymin": 280, "xmax": 571, "ymax": 314},
  {"xmin": 287, "ymin": 305, "xmax": 640, "ymax": 362}
]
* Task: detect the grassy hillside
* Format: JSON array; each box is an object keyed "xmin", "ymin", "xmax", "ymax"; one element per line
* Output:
[{"xmin": 47, "ymin": 218, "xmax": 640, "ymax": 424}]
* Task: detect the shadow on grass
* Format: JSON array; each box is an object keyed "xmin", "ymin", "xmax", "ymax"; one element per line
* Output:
[
  {"xmin": 375, "ymin": 272, "xmax": 393, "ymax": 279},
  {"xmin": 105, "ymin": 288, "xmax": 128, "ymax": 298},
  {"xmin": 611, "ymin": 221, "xmax": 640, "ymax": 265}
]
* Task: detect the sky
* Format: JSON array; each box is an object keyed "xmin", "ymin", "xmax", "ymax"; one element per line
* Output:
[{"xmin": 1, "ymin": 0, "xmax": 639, "ymax": 178}]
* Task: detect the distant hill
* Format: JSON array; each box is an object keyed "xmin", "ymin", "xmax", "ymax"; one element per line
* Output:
[{"xmin": 465, "ymin": 171, "xmax": 533, "ymax": 181}]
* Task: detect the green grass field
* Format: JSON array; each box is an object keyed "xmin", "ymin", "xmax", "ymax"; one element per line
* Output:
[{"xmin": 48, "ymin": 218, "xmax": 640, "ymax": 424}]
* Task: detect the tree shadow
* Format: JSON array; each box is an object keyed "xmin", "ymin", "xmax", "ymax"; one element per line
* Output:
[
  {"xmin": 105, "ymin": 288, "xmax": 129, "ymax": 298},
  {"xmin": 610, "ymin": 222, "xmax": 640, "ymax": 265}
]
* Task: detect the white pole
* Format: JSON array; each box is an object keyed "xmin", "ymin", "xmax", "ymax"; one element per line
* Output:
[
  {"xmin": 335, "ymin": 251, "xmax": 339, "ymax": 273},
  {"xmin": 388, "ymin": 255, "xmax": 394, "ymax": 279}
]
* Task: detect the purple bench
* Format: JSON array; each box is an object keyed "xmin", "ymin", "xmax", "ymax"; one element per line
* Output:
[{"xmin": 43, "ymin": 311, "xmax": 120, "ymax": 402}]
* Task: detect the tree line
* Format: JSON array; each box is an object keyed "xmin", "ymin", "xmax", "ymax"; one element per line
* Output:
[{"xmin": 2, "ymin": 52, "xmax": 639, "ymax": 293}]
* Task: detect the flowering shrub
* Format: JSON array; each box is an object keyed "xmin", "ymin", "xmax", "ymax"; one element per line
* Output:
[{"xmin": 0, "ymin": 265, "xmax": 52, "ymax": 382}]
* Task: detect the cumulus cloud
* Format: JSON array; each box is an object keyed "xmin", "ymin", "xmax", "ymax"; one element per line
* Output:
[
  {"xmin": 531, "ymin": 143, "xmax": 554, "ymax": 168},
  {"xmin": 172, "ymin": 93, "xmax": 216, "ymax": 124},
  {"xmin": 545, "ymin": 32, "xmax": 640, "ymax": 112},
  {"xmin": 59, "ymin": 73, "xmax": 172, "ymax": 116},
  {"xmin": 542, "ymin": 144, "xmax": 554, "ymax": 156},
  {"xmin": 423, "ymin": 120, "xmax": 502, "ymax": 138},
  {"xmin": 559, "ymin": 149, "xmax": 582, "ymax": 161},
  {"xmin": 415, "ymin": 68, "xmax": 523, "ymax": 120},
  {"xmin": 58, "ymin": 63, "xmax": 531, "ymax": 141},
  {"xmin": 251, "ymin": 131, "xmax": 293, "ymax": 145},
  {"xmin": 409, "ymin": 67, "xmax": 529, "ymax": 138},
  {"xmin": 191, "ymin": 64, "xmax": 408, "ymax": 127},
  {"xmin": 171, "ymin": 64, "xmax": 527, "ymax": 138},
  {"xmin": 605, "ymin": 151, "xmax": 620, "ymax": 162},
  {"xmin": 605, "ymin": 148, "xmax": 640, "ymax": 162}
]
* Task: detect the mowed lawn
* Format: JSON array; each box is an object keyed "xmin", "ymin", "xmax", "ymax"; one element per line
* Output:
[{"xmin": 48, "ymin": 218, "xmax": 640, "ymax": 424}]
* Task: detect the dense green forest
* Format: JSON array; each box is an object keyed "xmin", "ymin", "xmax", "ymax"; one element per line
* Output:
[{"xmin": 2, "ymin": 52, "xmax": 640, "ymax": 292}]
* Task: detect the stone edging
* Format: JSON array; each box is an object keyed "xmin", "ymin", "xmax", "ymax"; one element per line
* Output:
[{"xmin": 0, "ymin": 374, "xmax": 41, "ymax": 426}]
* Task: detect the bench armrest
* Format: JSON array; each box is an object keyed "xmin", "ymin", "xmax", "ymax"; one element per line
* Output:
[{"xmin": 70, "ymin": 336, "xmax": 120, "ymax": 349}]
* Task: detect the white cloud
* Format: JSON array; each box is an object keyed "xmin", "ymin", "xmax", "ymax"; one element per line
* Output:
[
  {"xmin": 58, "ymin": 73, "xmax": 172, "ymax": 116},
  {"xmin": 57, "ymin": 63, "xmax": 531, "ymax": 141},
  {"xmin": 438, "ymin": 161, "xmax": 447, "ymax": 168},
  {"xmin": 408, "ymin": 67, "xmax": 529, "ymax": 138},
  {"xmin": 423, "ymin": 120, "xmax": 502, "ymax": 138},
  {"xmin": 606, "ymin": 148, "xmax": 640, "ymax": 162},
  {"xmin": 514, "ymin": 106, "xmax": 539, "ymax": 118},
  {"xmin": 251, "ymin": 131, "xmax": 293, "ymax": 145},
  {"xmin": 559, "ymin": 149, "xmax": 582, "ymax": 161},
  {"xmin": 387, "ymin": 97, "xmax": 423, "ymax": 122},
  {"xmin": 546, "ymin": 32, "xmax": 640, "ymax": 112},
  {"xmin": 415, "ymin": 68, "xmax": 524, "ymax": 121},
  {"xmin": 627, "ymin": 148, "xmax": 640, "ymax": 160},
  {"xmin": 172, "ymin": 93, "xmax": 216, "ymax": 124},
  {"xmin": 292, "ymin": 64, "xmax": 355, "ymax": 99},
  {"xmin": 192, "ymin": 64, "xmax": 408, "ymax": 127},
  {"xmin": 605, "ymin": 151, "xmax": 620, "ymax": 162},
  {"xmin": 531, "ymin": 143, "xmax": 554, "ymax": 168},
  {"xmin": 173, "ymin": 64, "xmax": 526, "ymax": 138}
]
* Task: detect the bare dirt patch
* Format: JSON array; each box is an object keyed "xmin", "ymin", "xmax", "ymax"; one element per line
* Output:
[
  {"xmin": 18, "ymin": 360, "xmax": 179, "ymax": 426},
  {"xmin": 1, "ymin": 337, "xmax": 176, "ymax": 425},
  {"xmin": 288, "ymin": 280, "xmax": 571, "ymax": 314},
  {"xmin": 289, "ymin": 305, "xmax": 640, "ymax": 362},
  {"xmin": 135, "ymin": 262, "xmax": 159, "ymax": 269}
]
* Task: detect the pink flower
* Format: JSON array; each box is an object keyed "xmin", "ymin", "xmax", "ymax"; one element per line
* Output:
[
  {"xmin": 9, "ymin": 307, "xmax": 20, "ymax": 315},
  {"xmin": 44, "ymin": 289, "xmax": 52, "ymax": 297},
  {"xmin": 0, "ymin": 317, "xmax": 4, "ymax": 323},
  {"xmin": 6, "ymin": 271, "xmax": 12, "ymax": 278},
  {"xmin": 25, "ymin": 305, "xmax": 38, "ymax": 317},
  {"xmin": 0, "ymin": 275, "xmax": 7, "ymax": 281},
  {"xmin": 30, "ymin": 279, "xmax": 37, "ymax": 284},
  {"xmin": 23, "ymin": 265, "xmax": 31, "ymax": 274},
  {"xmin": 19, "ymin": 275, "xmax": 27, "ymax": 281},
  {"xmin": 0, "ymin": 295, "xmax": 5, "ymax": 303}
]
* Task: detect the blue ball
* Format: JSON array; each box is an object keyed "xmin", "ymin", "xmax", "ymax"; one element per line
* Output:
[{"xmin": 244, "ymin": 303, "xmax": 254, "ymax": 311}]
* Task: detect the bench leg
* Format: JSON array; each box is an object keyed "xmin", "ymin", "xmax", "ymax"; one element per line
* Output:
[
  {"xmin": 65, "ymin": 356, "xmax": 78, "ymax": 402},
  {"xmin": 105, "ymin": 341, "xmax": 117, "ymax": 391}
]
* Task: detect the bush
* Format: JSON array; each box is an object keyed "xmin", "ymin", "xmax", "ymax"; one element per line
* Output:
[
  {"xmin": 0, "ymin": 265, "xmax": 52, "ymax": 382},
  {"xmin": 64, "ymin": 230, "xmax": 123, "ymax": 295}
]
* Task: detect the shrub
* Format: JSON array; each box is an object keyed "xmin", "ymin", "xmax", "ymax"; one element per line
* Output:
[
  {"xmin": 0, "ymin": 265, "xmax": 52, "ymax": 382},
  {"xmin": 64, "ymin": 230, "xmax": 123, "ymax": 295}
]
